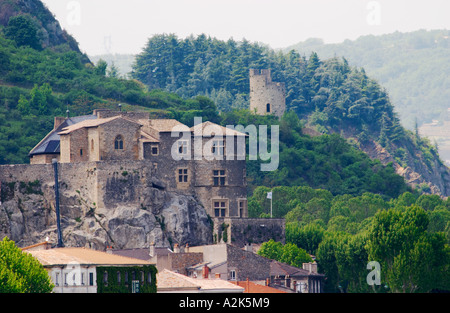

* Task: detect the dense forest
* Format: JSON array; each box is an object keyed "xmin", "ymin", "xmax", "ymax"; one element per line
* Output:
[{"xmin": 286, "ymin": 30, "xmax": 450, "ymax": 130}]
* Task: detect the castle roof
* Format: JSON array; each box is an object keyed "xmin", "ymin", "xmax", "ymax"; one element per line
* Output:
[
  {"xmin": 58, "ymin": 115, "xmax": 141, "ymax": 135},
  {"xmin": 147, "ymin": 119, "xmax": 190, "ymax": 133},
  {"xmin": 29, "ymin": 114, "xmax": 97, "ymax": 156},
  {"xmin": 191, "ymin": 121, "xmax": 248, "ymax": 137}
]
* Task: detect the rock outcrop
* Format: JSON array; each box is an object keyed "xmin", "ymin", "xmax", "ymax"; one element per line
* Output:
[{"xmin": 0, "ymin": 175, "xmax": 213, "ymax": 249}]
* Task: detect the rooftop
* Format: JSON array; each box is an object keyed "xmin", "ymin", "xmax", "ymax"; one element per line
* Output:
[
  {"xmin": 232, "ymin": 280, "xmax": 287, "ymax": 293},
  {"xmin": 25, "ymin": 247, "xmax": 154, "ymax": 267},
  {"xmin": 29, "ymin": 114, "xmax": 97, "ymax": 156},
  {"xmin": 191, "ymin": 121, "xmax": 248, "ymax": 137},
  {"xmin": 58, "ymin": 115, "xmax": 141, "ymax": 135},
  {"xmin": 157, "ymin": 269, "xmax": 244, "ymax": 293},
  {"xmin": 147, "ymin": 119, "xmax": 190, "ymax": 133}
]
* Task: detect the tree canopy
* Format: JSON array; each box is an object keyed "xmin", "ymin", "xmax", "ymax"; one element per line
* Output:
[{"xmin": 0, "ymin": 237, "xmax": 54, "ymax": 293}]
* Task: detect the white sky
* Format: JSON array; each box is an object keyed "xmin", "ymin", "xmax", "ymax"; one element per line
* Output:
[{"xmin": 41, "ymin": 0, "xmax": 450, "ymax": 56}]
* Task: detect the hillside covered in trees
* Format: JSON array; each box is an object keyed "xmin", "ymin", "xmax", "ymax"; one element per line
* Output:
[
  {"xmin": 286, "ymin": 30, "xmax": 450, "ymax": 130},
  {"xmin": 131, "ymin": 33, "xmax": 450, "ymax": 196}
]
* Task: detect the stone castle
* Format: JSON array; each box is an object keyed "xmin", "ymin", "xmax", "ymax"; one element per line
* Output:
[
  {"xmin": 27, "ymin": 109, "xmax": 248, "ymax": 220},
  {"xmin": 0, "ymin": 69, "xmax": 286, "ymax": 249}
]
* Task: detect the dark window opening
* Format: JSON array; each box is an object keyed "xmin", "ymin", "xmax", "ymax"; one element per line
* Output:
[{"xmin": 115, "ymin": 135, "xmax": 124, "ymax": 150}]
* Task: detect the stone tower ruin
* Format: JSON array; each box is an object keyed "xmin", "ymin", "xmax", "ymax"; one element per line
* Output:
[{"xmin": 249, "ymin": 69, "xmax": 286, "ymax": 118}]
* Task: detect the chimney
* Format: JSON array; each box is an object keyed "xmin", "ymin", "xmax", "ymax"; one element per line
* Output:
[
  {"xmin": 174, "ymin": 243, "xmax": 180, "ymax": 253},
  {"xmin": 185, "ymin": 243, "xmax": 189, "ymax": 253},
  {"xmin": 202, "ymin": 265, "xmax": 209, "ymax": 279},
  {"xmin": 54, "ymin": 116, "xmax": 65, "ymax": 129},
  {"xmin": 303, "ymin": 262, "xmax": 318, "ymax": 274},
  {"xmin": 106, "ymin": 246, "xmax": 113, "ymax": 254},
  {"xmin": 44, "ymin": 237, "xmax": 50, "ymax": 250},
  {"xmin": 149, "ymin": 242, "xmax": 155, "ymax": 257}
]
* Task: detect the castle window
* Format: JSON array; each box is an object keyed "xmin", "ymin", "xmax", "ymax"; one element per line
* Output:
[
  {"xmin": 213, "ymin": 170, "xmax": 226, "ymax": 186},
  {"xmin": 91, "ymin": 139, "xmax": 94, "ymax": 151},
  {"xmin": 266, "ymin": 103, "xmax": 271, "ymax": 113},
  {"xmin": 178, "ymin": 168, "xmax": 188, "ymax": 183},
  {"xmin": 80, "ymin": 149, "xmax": 83, "ymax": 156},
  {"xmin": 151, "ymin": 144, "xmax": 159, "ymax": 156},
  {"xmin": 213, "ymin": 200, "xmax": 228, "ymax": 217},
  {"xmin": 211, "ymin": 140, "xmax": 224, "ymax": 156},
  {"xmin": 238, "ymin": 199, "xmax": 247, "ymax": 217},
  {"xmin": 114, "ymin": 135, "xmax": 124, "ymax": 150}
]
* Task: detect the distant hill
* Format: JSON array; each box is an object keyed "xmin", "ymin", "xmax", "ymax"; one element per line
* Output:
[{"xmin": 285, "ymin": 29, "xmax": 450, "ymax": 130}]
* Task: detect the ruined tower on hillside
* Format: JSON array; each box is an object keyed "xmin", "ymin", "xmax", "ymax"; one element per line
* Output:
[{"xmin": 249, "ymin": 69, "xmax": 286, "ymax": 118}]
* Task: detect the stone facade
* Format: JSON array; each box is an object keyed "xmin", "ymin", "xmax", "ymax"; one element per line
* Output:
[
  {"xmin": 215, "ymin": 218, "xmax": 285, "ymax": 247},
  {"xmin": 249, "ymin": 69, "xmax": 286, "ymax": 118},
  {"xmin": 26, "ymin": 110, "xmax": 248, "ymax": 220}
]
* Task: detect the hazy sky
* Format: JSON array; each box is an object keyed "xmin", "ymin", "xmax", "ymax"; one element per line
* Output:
[{"xmin": 41, "ymin": 0, "xmax": 450, "ymax": 56}]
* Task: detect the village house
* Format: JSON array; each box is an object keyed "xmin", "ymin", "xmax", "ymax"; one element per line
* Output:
[
  {"xmin": 110, "ymin": 242, "xmax": 324, "ymax": 293},
  {"xmin": 22, "ymin": 240, "xmax": 157, "ymax": 293}
]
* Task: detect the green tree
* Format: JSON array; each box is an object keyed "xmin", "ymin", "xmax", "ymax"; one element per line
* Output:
[
  {"xmin": 4, "ymin": 15, "xmax": 42, "ymax": 50},
  {"xmin": 258, "ymin": 240, "xmax": 312, "ymax": 268},
  {"xmin": 366, "ymin": 206, "xmax": 450, "ymax": 292},
  {"xmin": 257, "ymin": 239, "xmax": 283, "ymax": 260},
  {"xmin": 95, "ymin": 59, "xmax": 108, "ymax": 76},
  {"xmin": 0, "ymin": 237, "xmax": 54, "ymax": 293},
  {"xmin": 279, "ymin": 243, "xmax": 313, "ymax": 268},
  {"xmin": 17, "ymin": 94, "xmax": 31, "ymax": 115}
]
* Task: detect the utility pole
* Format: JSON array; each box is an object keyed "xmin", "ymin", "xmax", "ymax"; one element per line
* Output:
[{"xmin": 52, "ymin": 159, "xmax": 64, "ymax": 248}]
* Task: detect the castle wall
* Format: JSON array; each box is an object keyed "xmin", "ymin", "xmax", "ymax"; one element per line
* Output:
[
  {"xmin": 249, "ymin": 69, "xmax": 286, "ymax": 118},
  {"xmin": 214, "ymin": 218, "xmax": 285, "ymax": 248}
]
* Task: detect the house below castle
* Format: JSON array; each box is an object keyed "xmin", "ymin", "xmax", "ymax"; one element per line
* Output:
[{"xmin": 28, "ymin": 109, "xmax": 248, "ymax": 219}]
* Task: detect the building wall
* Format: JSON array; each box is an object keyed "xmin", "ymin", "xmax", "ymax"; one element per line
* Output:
[
  {"xmin": 30, "ymin": 154, "xmax": 59, "ymax": 164},
  {"xmin": 249, "ymin": 69, "xmax": 286, "ymax": 118},
  {"xmin": 49, "ymin": 265, "xmax": 97, "ymax": 293},
  {"xmin": 169, "ymin": 252, "xmax": 203, "ymax": 275},
  {"xmin": 226, "ymin": 218, "xmax": 286, "ymax": 247},
  {"xmin": 98, "ymin": 119, "xmax": 141, "ymax": 161},
  {"xmin": 87, "ymin": 128, "xmax": 100, "ymax": 162}
]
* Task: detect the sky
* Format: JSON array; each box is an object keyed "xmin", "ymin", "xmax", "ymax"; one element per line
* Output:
[{"xmin": 41, "ymin": 0, "xmax": 450, "ymax": 56}]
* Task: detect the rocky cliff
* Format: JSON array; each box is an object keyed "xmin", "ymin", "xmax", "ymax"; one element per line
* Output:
[{"xmin": 0, "ymin": 162, "xmax": 213, "ymax": 249}]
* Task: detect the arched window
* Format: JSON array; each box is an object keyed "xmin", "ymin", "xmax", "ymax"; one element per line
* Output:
[
  {"xmin": 266, "ymin": 103, "xmax": 271, "ymax": 113},
  {"xmin": 114, "ymin": 135, "xmax": 124, "ymax": 150}
]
